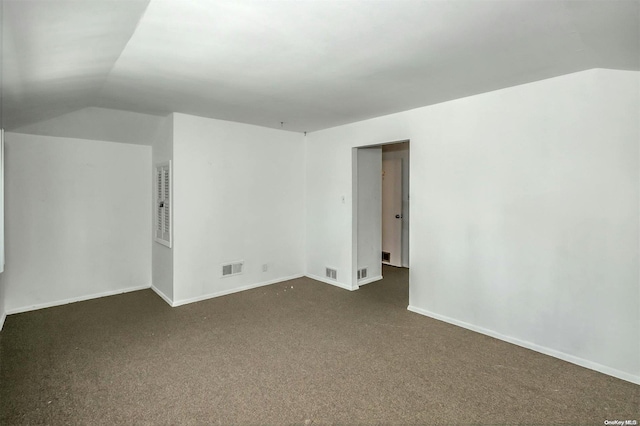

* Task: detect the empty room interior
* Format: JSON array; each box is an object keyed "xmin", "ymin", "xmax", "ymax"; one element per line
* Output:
[{"xmin": 0, "ymin": 0, "xmax": 639, "ymax": 424}]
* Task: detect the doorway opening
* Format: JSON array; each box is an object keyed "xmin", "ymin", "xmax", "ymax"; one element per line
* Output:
[
  {"xmin": 382, "ymin": 142, "xmax": 409, "ymax": 269},
  {"xmin": 352, "ymin": 140, "xmax": 410, "ymax": 293}
]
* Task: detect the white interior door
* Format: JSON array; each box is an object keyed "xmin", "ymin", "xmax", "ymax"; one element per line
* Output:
[{"xmin": 382, "ymin": 158, "xmax": 402, "ymax": 267}]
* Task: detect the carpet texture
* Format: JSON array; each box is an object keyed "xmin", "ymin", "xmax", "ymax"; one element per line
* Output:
[{"xmin": 1, "ymin": 266, "xmax": 638, "ymax": 425}]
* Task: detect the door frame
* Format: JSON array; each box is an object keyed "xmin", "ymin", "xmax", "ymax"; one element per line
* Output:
[{"xmin": 352, "ymin": 139, "xmax": 410, "ymax": 289}]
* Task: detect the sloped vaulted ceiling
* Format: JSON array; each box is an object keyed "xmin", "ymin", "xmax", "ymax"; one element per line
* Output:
[
  {"xmin": 1, "ymin": 0, "xmax": 151, "ymax": 130},
  {"xmin": 1, "ymin": 0, "xmax": 639, "ymax": 132}
]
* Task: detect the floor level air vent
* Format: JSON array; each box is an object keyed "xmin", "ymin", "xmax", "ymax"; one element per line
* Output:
[
  {"xmin": 222, "ymin": 261, "xmax": 244, "ymax": 277},
  {"xmin": 357, "ymin": 268, "xmax": 368, "ymax": 280},
  {"xmin": 326, "ymin": 267, "xmax": 337, "ymax": 280},
  {"xmin": 382, "ymin": 252, "xmax": 391, "ymax": 262}
]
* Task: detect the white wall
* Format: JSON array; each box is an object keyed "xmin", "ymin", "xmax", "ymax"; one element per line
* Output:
[
  {"xmin": 306, "ymin": 130, "xmax": 356, "ymax": 288},
  {"xmin": 172, "ymin": 113, "xmax": 305, "ymax": 305},
  {"xmin": 0, "ymin": 272, "xmax": 5, "ymax": 330},
  {"xmin": 0, "ymin": 129, "xmax": 5, "ymax": 330},
  {"xmin": 11, "ymin": 107, "xmax": 164, "ymax": 146},
  {"xmin": 3, "ymin": 133, "xmax": 152, "ymax": 313},
  {"xmin": 305, "ymin": 69, "xmax": 639, "ymax": 384},
  {"xmin": 0, "ymin": 277, "xmax": 5, "ymax": 331},
  {"xmin": 356, "ymin": 147, "xmax": 382, "ymax": 285},
  {"xmin": 382, "ymin": 142, "xmax": 410, "ymax": 267},
  {"xmin": 151, "ymin": 114, "xmax": 174, "ymax": 303}
]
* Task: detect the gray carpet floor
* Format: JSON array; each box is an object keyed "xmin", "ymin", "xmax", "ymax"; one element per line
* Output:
[{"xmin": 1, "ymin": 265, "xmax": 638, "ymax": 425}]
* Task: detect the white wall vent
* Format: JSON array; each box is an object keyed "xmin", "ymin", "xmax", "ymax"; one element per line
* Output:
[
  {"xmin": 326, "ymin": 267, "xmax": 337, "ymax": 280},
  {"xmin": 222, "ymin": 261, "xmax": 244, "ymax": 277},
  {"xmin": 357, "ymin": 268, "xmax": 368, "ymax": 280}
]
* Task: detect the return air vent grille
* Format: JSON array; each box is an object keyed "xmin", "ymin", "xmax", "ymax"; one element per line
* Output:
[
  {"xmin": 325, "ymin": 267, "xmax": 337, "ymax": 280},
  {"xmin": 222, "ymin": 261, "xmax": 244, "ymax": 277},
  {"xmin": 357, "ymin": 268, "xmax": 368, "ymax": 280},
  {"xmin": 382, "ymin": 252, "xmax": 391, "ymax": 262}
]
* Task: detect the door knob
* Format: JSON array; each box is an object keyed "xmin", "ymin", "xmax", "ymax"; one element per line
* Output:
[{"xmin": 395, "ymin": 214, "xmax": 402, "ymax": 219}]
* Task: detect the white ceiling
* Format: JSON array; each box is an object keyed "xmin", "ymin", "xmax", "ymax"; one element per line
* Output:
[{"xmin": 2, "ymin": 0, "xmax": 639, "ymax": 132}]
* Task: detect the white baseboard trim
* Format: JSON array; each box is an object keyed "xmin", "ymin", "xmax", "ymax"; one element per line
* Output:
[
  {"xmin": 305, "ymin": 273, "xmax": 358, "ymax": 291},
  {"xmin": 151, "ymin": 285, "xmax": 174, "ymax": 307},
  {"xmin": 172, "ymin": 274, "xmax": 304, "ymax": 307},
  {"xmin": 6, "ymin": 284, "xmax": 151, "ymax": 315},
  {"xmin": 407, "ymin": 305, "xmax": 640, "ymax": 385},
  {"xmin": 357, "ymin": 275, "xmax": 383, "ymax": 286},
  {"xmin": 0, "ymin": 312, "xmax": 6, "ymax": 332}
]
